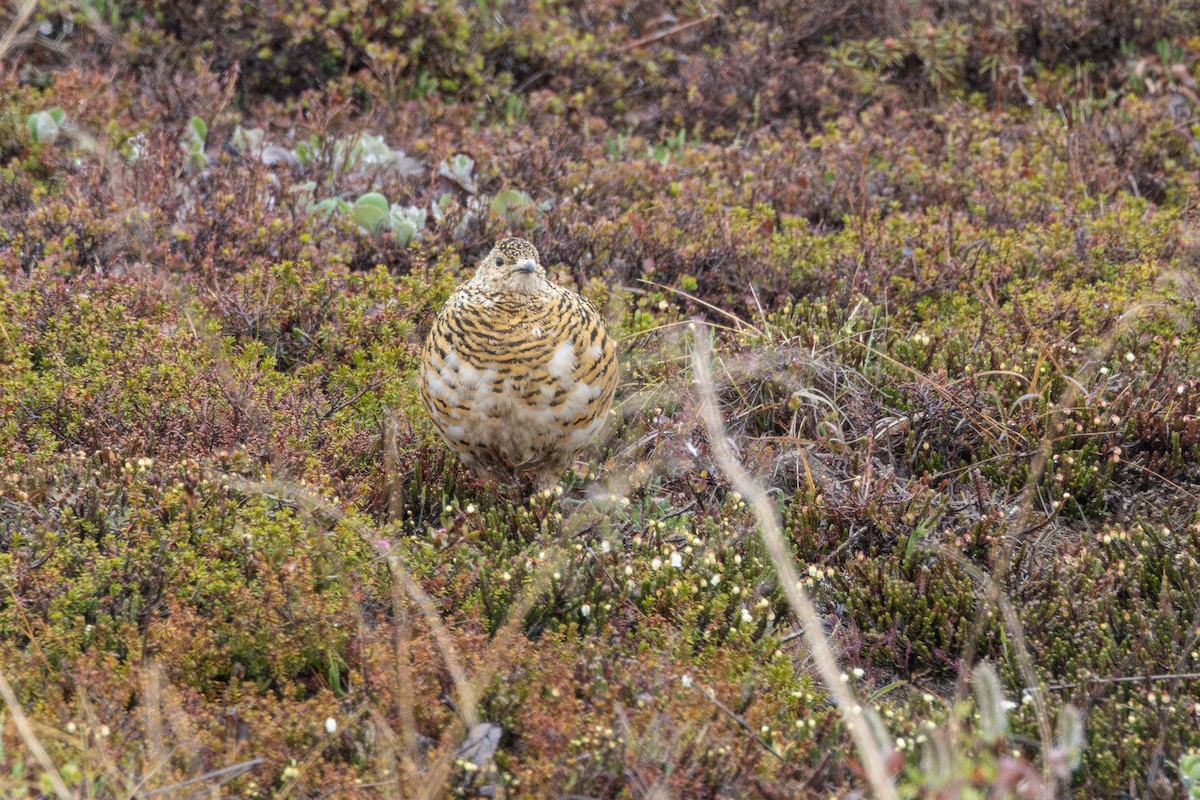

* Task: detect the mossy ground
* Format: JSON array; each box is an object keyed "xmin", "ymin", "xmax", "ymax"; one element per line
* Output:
[{"xmin": 2, "ymin": 2, "xmax": 1200, "ymax": 798}]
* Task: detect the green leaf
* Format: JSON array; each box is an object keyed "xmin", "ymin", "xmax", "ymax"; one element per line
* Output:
[
  {"xmin": 490, "ymin": 189, "xmax": 532, "ymax": 224},
  {"xmin": 185, "ymin": 143, "xmax": 206, "ymax": 173},
  {"xmin": 293, "ymin": 136, "xmax": 319, "ymax": 165},
  {"xmin": 308, "ymin": 197, "xmax": 349, "ymax": 222},
  {"xmin": 351, "ymin": 192, "xmax": 391, "ymax": 235},
  {"xmin": 27, "ymin": 108, "xmax": 65, "ymax": 143},
  {"xmin": 388, "ymin": 204, "xmax": 426, "ymax": 245},
  {"xmin": 187, "ymin": 116, "xmax": 207, "ymax": 145},
  {"xmin": 230, "ymin": 125, "xmax": 263, "ymax": 154},
  {"xmin": 438, "ymin": 153, "xmax": 477, "ymax": 193},
  {"xmin": 181, "ymin": 116, "xmax": 208, "ymax": 172},
  {"xmin": 1180, "ymin": 754, "xmax": 1200, "ymax": 798}
]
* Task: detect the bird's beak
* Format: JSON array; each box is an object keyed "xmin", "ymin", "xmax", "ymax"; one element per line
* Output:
[{"xmin": 515, "ymin": 258, "xmax": 537, "ymax": 274}]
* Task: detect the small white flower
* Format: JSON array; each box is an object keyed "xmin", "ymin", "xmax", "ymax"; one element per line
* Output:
[
  {"xmin": 710, "ymin": 574, "xmax": 721, "ymax": 586},
  {"xmin": 1125, "ymin": 352, "xmax": 1135, "ymax": 362},
  {"xmin": 651, "ymin": 557, "xmax": 662, "ymax": 570},
  {"xmin": 852, "ymin": 667, "xmax": 864, "ymax": 679},
  {"xmin": 580, "ymin": 604, "xmax": 591, "ymax": 618},
  {"xmin": 740, "ymin": 607, "xmax": 753, "ymax": 623},
  {"xmin": 325, "ymin": 717, "xmax": 337, "ymax": 734},
  {"xmin": 670, "ymin": 552, "xmax": 682, "ymax": 568}
]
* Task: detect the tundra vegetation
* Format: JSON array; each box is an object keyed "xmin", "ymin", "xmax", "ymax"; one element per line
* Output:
[{"xmin": 2, "ymin": 1, "xmax": 1200, "ymax": 797}]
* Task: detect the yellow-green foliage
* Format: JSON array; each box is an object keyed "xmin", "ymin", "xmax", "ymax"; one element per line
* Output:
[{"xmin": 2, "ymin": 7, "xmax": 1200, "ymax": 799}]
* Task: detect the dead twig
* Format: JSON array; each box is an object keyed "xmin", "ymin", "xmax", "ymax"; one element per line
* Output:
[
  {"xmin": 140, "ymin": 758, "xmax": 264, "ymax": 796},
  {"xmin": 695, "ymin": 684, "xmax": 786, "ymax": 763},
  {"xmin": 614, "ymin": 14, "xmax": 719, "ymax": 53},
  {"xmin": 1040, "ymin": 671, "xmax": 1200, "ymax": 693}
]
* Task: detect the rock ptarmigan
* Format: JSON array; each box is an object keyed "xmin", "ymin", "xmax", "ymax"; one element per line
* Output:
[{"xmin": 419, "ymin": 238, "xmax": 618, "ymax": 488}]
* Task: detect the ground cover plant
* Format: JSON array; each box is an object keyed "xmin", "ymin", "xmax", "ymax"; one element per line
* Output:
[{"xmin": 2, "ymin": 0, "xmax": 1200, "ymax": 797}]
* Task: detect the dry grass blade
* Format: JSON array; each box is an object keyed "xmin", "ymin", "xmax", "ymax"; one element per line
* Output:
[
  {"xmin": 220, "ymin": 472, "xmax": 480, "ymax": 732},
  {"xmin": 389, "ymin": 588, "xmax": 422, "ymax": 783},
  {"xmin": 0, "ymin": 669, "xmax": 72, "ymax": 800},
  {"xmin": 0, "ymin": 0, "xmax": 37, "ymax": 62},
  {"xmin": 389, "ymin": 561, "xmax": 479, "ymax": 730},
  {"xmin": 930, "ymin": 543, "xmax": 1057, "ymax": 789},
  {"xmin": 140, "ymin": 758, "xmax": 264, "ymax": 797},
  {"xmin": 970, "ymin": 301, "xmax": 1173, "ymax": 793},
  {"xmin": 274, "ymin": 705, "xmax": 371, "ymax": 800},
  {"xmin": 690, "ymin": 323, "xmax": 899, "ymax": 800},
  {"xmin": 613, "ymin": 13, "xmax": 720, "ymax": 53},
  {"xmin": 638, "ymin": 279, "xmax": 764, "ymax": 338},
  {"xmin": 216, "ymin": 470, "xmax": 583, "ymax": 800}
]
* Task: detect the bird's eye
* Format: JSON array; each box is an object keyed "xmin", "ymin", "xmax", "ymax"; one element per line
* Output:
[{"xmin": 495, "ymin": 257, "xmax": 505, "ymax": 266}]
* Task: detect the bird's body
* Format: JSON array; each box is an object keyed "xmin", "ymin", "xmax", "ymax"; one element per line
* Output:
[{"xmin": 419, "ymin": 238, "xmax": 618, "ymax": 487}]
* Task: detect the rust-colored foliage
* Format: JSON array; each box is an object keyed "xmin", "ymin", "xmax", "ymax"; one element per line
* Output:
[{"xmin": 2, "ymin": 2, "xmax": 1200, "ymax": 797}]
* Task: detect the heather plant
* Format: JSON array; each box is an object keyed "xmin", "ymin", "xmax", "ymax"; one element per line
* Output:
[{"xmin": 1, "ymin": 0, "xmax": 1200, "ymax": 797}]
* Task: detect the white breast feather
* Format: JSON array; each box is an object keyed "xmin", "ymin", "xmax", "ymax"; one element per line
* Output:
[{"xmin": 547, "ymin": 340, "xmax": 576, "ymax": 382}]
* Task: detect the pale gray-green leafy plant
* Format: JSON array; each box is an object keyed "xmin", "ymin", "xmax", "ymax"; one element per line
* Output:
[
  {"xmin": 231, "ymin": 126, "xmax": 420, "ymax": 177},
  {"xmin": 916, "ymin": 661, "xmax": 1083, "ymax": 796},
  {"xmin": 350, "ymin": 192, "xmax": 391, "ymax": 236},
  {"xmin": 333, "ymin": 133, "xmax": 422, "ymax": 178},
  {"xmin": 230, "ymin": 125, "xmax": 297, "ymax": 166},
  {"xmin": 1180, "ymin": 754, "xmax": 1200, "ymax": 798},
  {"xmin": 438, "ymin": 153, "xmax": 477, "ymax": 193},
  {"xmin": 489, "ymin": 189, "xmax": 533, "ymax": 225},
  {"xmin": 388, "ymin": 204, "xmax": 427, "ymax": 246},
  {"xmin": 26, "ymin": 107, "xmax": 64, "ymax": 143},
  {"xmin": 349, "ymin": 192, "xmax": 426, "ymax": 244},
  {"xmin": 182, "ymin": 116, "xmax": 207, "ymax": 173}
]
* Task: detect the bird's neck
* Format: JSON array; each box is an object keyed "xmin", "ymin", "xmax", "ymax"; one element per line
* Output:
[{"xmin": 467, "ymin": 274, "xmax": 552, "ymax": 297}]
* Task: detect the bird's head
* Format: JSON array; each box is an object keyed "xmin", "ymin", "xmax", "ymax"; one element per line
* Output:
[{"xmin": 472, "ymin": 237, "xmax": 546, "ymax": 294}]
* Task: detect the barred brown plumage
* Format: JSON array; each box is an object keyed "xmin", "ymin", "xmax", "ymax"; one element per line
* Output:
[{"xmin": 419, "ymin": 238, "xmax": 619, "ymax": 487}]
